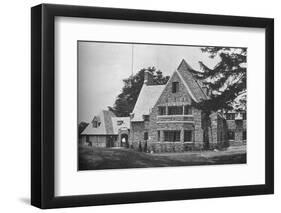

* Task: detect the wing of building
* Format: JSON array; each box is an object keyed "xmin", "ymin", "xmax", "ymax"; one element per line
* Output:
[{"xmin": 80, "ymin": 110, "xmax": 131, "ymax": 148}]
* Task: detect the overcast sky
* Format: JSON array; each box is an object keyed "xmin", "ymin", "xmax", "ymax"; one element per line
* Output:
[{"xmin": 78, "ymin": 41, "xmax": 220, "ymax": 123}]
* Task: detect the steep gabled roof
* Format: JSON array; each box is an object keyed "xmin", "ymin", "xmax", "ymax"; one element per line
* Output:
[
  {"xmin": 131, "ymin": 84, "xmax": 165, "ymax": 122},
  {"xmin": 81, "ymin": 110, "xmax": 116, "ymax": 135},
  {"xmin": 131, "ymin": 59, "xmax": 208, "ymax": 122},
  {"xmin": 103, "ymin": 110, "xmax": 115, "ymax": 134},
  {"xmin": 177, "ymin": 59, "xmax": 209, "ymax": 102},
  {"xmin": 81, "ymin": 110, "xmax": 130, "ymax": 135}
]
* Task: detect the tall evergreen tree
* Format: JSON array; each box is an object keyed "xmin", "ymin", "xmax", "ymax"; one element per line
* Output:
[
  {"xmin": 109, "ymin": 67, "xmax": 169, "ymax": 117},
  {"xmin": 190, "ymin": 47, "xmax": 247, "ymax": 149},
  {"xmin": 192, "ymin": 47, "xmax": 247, "ymax": 112},
  {"xmin": 78, "ymin": 121, "xmax": 89, "ymax": 135}
]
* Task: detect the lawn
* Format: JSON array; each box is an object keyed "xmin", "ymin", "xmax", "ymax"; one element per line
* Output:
[{"xmin": 78, "ymin": 145, "xmax": 246, "ymax": 170}]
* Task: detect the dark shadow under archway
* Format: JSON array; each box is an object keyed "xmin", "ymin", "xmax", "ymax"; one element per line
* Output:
[{"xmin": 120, "ymin": 134, "xmax": 129, "ymax": 148}]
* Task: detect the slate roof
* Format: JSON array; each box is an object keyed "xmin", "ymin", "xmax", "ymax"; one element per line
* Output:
[
  {"xmin": 177, "ymin": 59, "xmax": 209, "ymax": 102},
  {"xmin": 103, "ymin": 110, "xmax": 115, "ymax": 134},
  {"xmin": 81, "ymin": 110, "xmax": 130, "ymax": 135},
  {"xmin": 81, "ymin": 110, "xmax": 116, "ymax": 135},
  {"xmin": 131, "ymin": 59, "xmax": 208, "ymax": 122},
  {"xmin": 131, "ymin": 84, "xmax": 165, "ymax": 122}
]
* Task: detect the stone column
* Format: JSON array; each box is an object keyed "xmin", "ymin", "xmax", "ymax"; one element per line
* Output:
[
  {"xmin": 180, "ymin": 127, "xmax": 184, "ymax": 143},
  {"xmin": 160, "ymin": 130, "xmax": 164, "ymax": 142},
  {"xmin": 193, "ymin": 108, "xmax": 203, "ymax": 143},
  {"xmin": 209, "ymin": 112, "xmax": 218, "ymax": 148}
]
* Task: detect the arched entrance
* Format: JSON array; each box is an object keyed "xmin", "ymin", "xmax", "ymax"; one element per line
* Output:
[{"xmin": 120, "ymin": 133, "xmax": 129, "ymax": 148}]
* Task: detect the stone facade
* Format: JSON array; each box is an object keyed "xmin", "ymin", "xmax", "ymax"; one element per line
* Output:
[
  {"xmin": 130, "ymin": 69, "xmax": 229, "ymax": 152},
  {"xmin": 80, "ymin": 135, "xmax": 118, "ymax": 148},
  {"xmin": 226, "ymin": 112, "xmax": 247, "ymax": 146},
  {"xmin": 82, "ymin": 60, "xmax": 245, "ymax": 152}
]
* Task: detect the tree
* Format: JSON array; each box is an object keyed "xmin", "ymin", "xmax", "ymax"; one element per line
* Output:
[
  {"xmin": 192, "ymin": 47, "xmax": 247, "ymax": 112},
  {"xmin": 109, "ymin": 67, "xmax": 169, "ymax": 117},
  {"xmin": 78, "ymin": 122, "xmax": 89, "ymax": 135},
  {"xmin": 191, "ymin": 47, "xmax": 247, "ymax": 149}
]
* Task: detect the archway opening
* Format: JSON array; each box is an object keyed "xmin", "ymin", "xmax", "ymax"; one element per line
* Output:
[{"xmin": 120, "ymin": 134, "xmax": 129, "ymax": 148}]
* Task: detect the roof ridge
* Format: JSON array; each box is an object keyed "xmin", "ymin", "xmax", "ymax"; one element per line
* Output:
[
  {"xmin": 177, "ymin": 59, "xmax": 193, "ymax": 71},
  {"xmin": 177, "ymin": 59, "xmax": 209, "ymax": 102}
]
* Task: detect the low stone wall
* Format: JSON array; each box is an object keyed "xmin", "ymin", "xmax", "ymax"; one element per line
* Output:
[
  {"xmin": 148, "ymin": 142, "xmax": 184, "ymax": 153},
  {"xmin": 131, "ymin": 141, "xmax": 230, "ymax": 153},
  {"xmin": 183, "ymin": 142, "xmax": 203, "ymax": 151},
  {"xmin": 229, "ymin": 140, "xmax": 246, "ymax": 146}
]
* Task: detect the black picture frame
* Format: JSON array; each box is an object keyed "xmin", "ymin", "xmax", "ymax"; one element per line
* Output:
[{"xmin": 31, "ymin": 3, "xmax": 274, "ymax": 209}]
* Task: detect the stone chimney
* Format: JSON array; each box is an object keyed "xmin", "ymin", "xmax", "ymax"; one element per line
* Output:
[{"xmin": 144, "ymin": 70, "xmax": 154, "ymax": 86}]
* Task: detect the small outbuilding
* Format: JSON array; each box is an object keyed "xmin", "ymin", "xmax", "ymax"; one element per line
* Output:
[{"xmin": 80, "ymin": 110, "xmax": 130, "ymax": 148}]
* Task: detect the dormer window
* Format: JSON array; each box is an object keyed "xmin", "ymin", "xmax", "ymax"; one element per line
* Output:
[
  {"xmin": 172, "ymin": 82, "xmax": 179, "ymax": 93},
  {"xmin": 92, "ymin": 121, "xmax": 98, "ymax": 128}
]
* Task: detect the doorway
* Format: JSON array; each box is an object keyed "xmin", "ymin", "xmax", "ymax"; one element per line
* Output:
[{"xmin": 120, "ymin": 134, "xmax": 129, "ymax": 148}]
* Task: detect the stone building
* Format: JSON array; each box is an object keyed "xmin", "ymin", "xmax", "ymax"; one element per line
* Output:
[
  {"xmin": 225, "ymin": 111, "xmax": 247, "ymax": 146},
  {"xmin": 81, "ymin": 59, "xmax": 246, "ymax": 152},
  {"xmin": 130, "ymin": 59, "xmax": 229, "ymax": 152},
  {"xmin": 80, "ymin": 110, "xmax": 130, "ymax": 148}
]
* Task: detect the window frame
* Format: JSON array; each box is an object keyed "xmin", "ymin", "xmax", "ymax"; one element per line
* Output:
[
  {"xmin": 144, "ymin": 132, "xmax": 148, "ymax": 140},
  {"xmin": 184, "ymin": 130, "xmax": 193, "ymax": 142},
  {"xmin": 243, "ymin": 130, "xmax": 247, "ymax": 140},
  {"xmin": 163, "ymin": 130, "xmax": 181, "ymax": 142},
  {"xmin": 172, "ymin": 81, "xmax": 179, "ymax": 93},
  {"xmin": 184, "ymin": 105, "xmax": 192, "ymax": 115},
  {"xmin": 158, "ymin": 106, "xmax": 166, "ymax": 115},
  {"xmin": 227, "ymin": 130, "xmax": 235, "ymax": 141},
  {"xmin": 168, "ymin": 106, "xmax": 183, "ymax": 115}
]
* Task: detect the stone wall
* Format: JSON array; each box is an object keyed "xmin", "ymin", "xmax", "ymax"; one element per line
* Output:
[
  {"xmin": 80, "ymin": 135, "xmax": 119, "ymax": 148},
  {"xmin": 148, "ymin": 142, "xmax": 184, "ymax": 153},
  {"xmin": 193, "ymin": 108, "xmax": 204, "ymax": 146},
  {"xmin": 227, "ymin": 120, "xmax": 246, "ymax": 146},
  {"xmin": 129, "ymin": 71, "xmax": 207, "ymax": 152},
  {"xmin": 130, "ymin": 122, "xmax": 145, "ymax": 149},
  {"xmin": 80, "ymin": 135, "xmax": 87, "ymax": 145},
  {"xmin": 118, "ymin": 129, "xmax": 130, "ymax": 147},
  {"xmin": 129, "ymin": 70, "xmax": 236, "ymax": 152},
  {"xmin": 212, "ymin": 113, "xmax": 229, "ymax": 149},
  {"xmin": 80, "ymin": 135, "xmax": 107, "ymax": 147},
  {"xmin": 155, "ymin": 71, "xmax": 192, "ymax": 106}
]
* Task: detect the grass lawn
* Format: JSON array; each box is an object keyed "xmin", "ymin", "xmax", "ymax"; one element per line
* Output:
[{"xmin": 78, "ymin": 145, "xmax": 246, "ymax": 170}]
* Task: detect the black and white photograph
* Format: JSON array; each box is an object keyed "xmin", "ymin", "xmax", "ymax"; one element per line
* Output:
[
  {"xmin": 78, "ymin": 41, "xmax": 247, "ymax": 171},
  {"xmin": 29, "ymin": 2, "xmax": 274, "ymax": 210}
]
